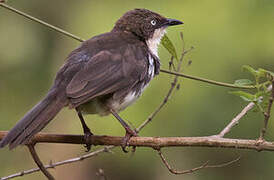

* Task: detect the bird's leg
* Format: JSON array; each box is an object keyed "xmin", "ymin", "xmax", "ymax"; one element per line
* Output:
[
  {"xmin": 76, "ymin": 108, "xmax": 93, "ymax": 152},
  {"xmin": 109, "ymin": 109, "xmax": 137, "ymax": 152}
]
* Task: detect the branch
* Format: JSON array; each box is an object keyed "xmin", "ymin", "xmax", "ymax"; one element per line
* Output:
[
  {"xmin": 1, "ymin": 132, "xmax": 274, "ymax": 151},
  {"xmin": 136, "ymin": 33, "xmax": 191, "ymax": 133},
  {"xmin": 160, "ymin": 69, "xmax": 255, "ymax": 89},
  {"xmin": 0, "ymin": 2, "xmax": 256, "ymax": 90},
  {"xmin": 0, "ymin": 3, "xmax": 84, "ymax": 42},
  {"xmin": 1, "ymin": 146, "xmax": 114, "ymax": 180},
  {"xmin": 157, "ymin": 149, "xmax": 240, "ymax": 175},
  {"xmin": 27, "ymin": 144, "xmax": 55, "ymax": 180},
  {"xmin": 215, "ymin": 102, "xmax": 255, "ymax": 138}
]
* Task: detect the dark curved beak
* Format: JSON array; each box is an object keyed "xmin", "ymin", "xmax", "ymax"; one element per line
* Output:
[{"xmin": 166, "ymin": 18, "xmax": 183, "ymax": 26}]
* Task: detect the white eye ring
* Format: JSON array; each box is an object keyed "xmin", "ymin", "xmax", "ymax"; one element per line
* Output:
[{"xmin": 150, "ymin": 20, "xmax": 156, "ymax": 26}]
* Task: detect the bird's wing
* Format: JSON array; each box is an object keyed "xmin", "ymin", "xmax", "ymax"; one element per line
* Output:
[{"xmin": 66, "ymin": 45, "xmax": 148, "ymax": 107}]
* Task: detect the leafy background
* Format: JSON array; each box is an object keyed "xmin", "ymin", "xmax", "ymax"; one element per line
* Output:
[{"xmin": 0, "ymin": 0, "xmax": 274, "ymax": 179}]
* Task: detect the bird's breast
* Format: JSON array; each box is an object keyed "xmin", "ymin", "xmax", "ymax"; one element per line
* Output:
[
  {"xmin": 109, "ymin": 91, "xmax": 139, "ymax": 112},
  {"xmin": 108, "ymin": 53, "xmax": 156, "ymax": 112}
]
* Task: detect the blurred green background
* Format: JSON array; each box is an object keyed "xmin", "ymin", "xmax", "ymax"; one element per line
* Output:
[{"xmin": 1, "ymin": 0, "xmax": 274, "ymax": 179}]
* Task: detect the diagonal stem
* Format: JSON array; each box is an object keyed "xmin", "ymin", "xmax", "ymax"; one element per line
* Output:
[
  {"xmin": 160, "ymin": 69, "xmax": 255, "ymax": 89},
  {"xmin": 0, "ymin": 3, "xmax": 84, "ymax": 42},
  {"xmin": 215, "ymin": 102, "xmax": 255, "ymax": 138},
  {"xmin": 27, "ymin": 144, "xmax": 55, "ymax": 180},
  {"xmin": 136, "ymin": 34, "xmax": 191, "ymax": 133}
]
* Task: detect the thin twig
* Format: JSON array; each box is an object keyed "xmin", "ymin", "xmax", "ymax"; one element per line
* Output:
[
  {"xmin": 260, "ymin": 81, "xmax": 274, "ymax": 139},
  {"xmin": 1, "ymin": 146, "xmax": 114, "ymax": 180},
  {"xmin": 160, "ymin": 69, "xmax": 255, "ymax": 89},
  {"xmin": 136, "ymin": 34, "xmax": 192, "ymax": 133},
  {"xmin": 27, "ymin": 144, "xmax": 55, "ymax": 180},
  {"xmin": 168, "ymin": 56, "xmax": 176, "ymax": 71},
  {"xmin": 215, "ymin": 85, "xmax": 273, "ymax": 138},
  {"xmin": 0, "ymin": 3, "xmax": 84, "ymax": 42},
  {"xmin": 157, "ymin": 149, "xmax": 240, "ymax": 175},
  {"xmin": 215, "ymin": 102, "xmax": 255, "ymax": 138}
]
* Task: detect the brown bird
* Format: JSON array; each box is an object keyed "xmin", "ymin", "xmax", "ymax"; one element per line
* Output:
[{"xmin": 0, "ymin": 8, "xmax": 183, "ymax": 151}]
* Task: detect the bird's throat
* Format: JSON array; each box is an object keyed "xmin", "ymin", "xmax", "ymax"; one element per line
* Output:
[{"xmin": 146, "ymin": 27, "xmax": 166, "ymax": 57}]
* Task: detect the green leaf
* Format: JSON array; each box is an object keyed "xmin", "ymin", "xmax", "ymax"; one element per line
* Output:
[
  {"xmin": 252, "ymin": 108, "xmax": 259, "ymax": 113},
  {"xmin": 234, "ymin": 79, "xmax": 254, "ymax": 86},
  {"xmin": 161, "ymin": 34, "xmax": 178, "ymax": 60},
  {"xmin": 258, "ymin": 68, "xmax": 274, "ymax": 77},
  {"xmin": 254, "ymin": 91, "xmax": 268, "ymax": 99},
  {"xmin": 229, "ymin": 91, "xmax": 256, "ymax": 102},
  {"xmin": 242, "ymin": 65, "xmax": 257, "ymax": 76}
]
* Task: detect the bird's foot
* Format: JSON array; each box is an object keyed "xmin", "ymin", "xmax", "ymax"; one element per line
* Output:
[
  {"xmin": 121, "ymin": 127, "xmax": 138, "ymax": 153},
  {"xmin": 83, "ymin": 130, "xmax": 93, "ymax": 152}
]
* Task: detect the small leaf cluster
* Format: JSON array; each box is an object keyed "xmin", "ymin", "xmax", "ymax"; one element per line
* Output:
[{"xmin": 231, "ymin": 65, "xmax": 274, "ymax": 113}]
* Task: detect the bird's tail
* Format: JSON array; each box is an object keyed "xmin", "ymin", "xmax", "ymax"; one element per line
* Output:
[{"xmin": 0, "ymin": 88, "xmax": 67, "ymax": 149}]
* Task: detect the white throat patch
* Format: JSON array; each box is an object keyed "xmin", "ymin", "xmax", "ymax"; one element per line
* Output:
[{"xmin": 146, "ymin": 27, "xmax": 166, "ymax": 57}]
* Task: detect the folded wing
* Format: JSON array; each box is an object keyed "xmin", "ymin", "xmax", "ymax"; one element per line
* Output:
[{"xmin": 66, "ymin": 45, "xmax": 148, "ymax": 107}]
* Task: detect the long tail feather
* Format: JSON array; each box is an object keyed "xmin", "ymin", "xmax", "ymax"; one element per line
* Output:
[{"xmin": 0, "ymin": 89, "xmax": 67, "ymax": 149}]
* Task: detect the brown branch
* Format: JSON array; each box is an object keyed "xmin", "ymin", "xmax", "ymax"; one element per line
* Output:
[
  {"xmin": 260, "ymin": 82, "xmax": 274, "ymax": 139},
  {"xmin": 27, "ymin": 144, "xmax": 55, "ymax": 180},
  {"xmin": 1, "ymin": 146, "xmax": 114, "ymax": 180},
  {"xmin": 157, "ymin": 149, "xmax": 240, "ymax": 174},
  {"xmin": 4, "ymin": 85, "xmax": 265, "ymax": 180},
  {"xmin": 1, "ymin": 131, "xmax": 274, "ymax": 151}
]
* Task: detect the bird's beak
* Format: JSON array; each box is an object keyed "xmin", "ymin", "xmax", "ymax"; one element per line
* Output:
[{"xmin": 166, "ymin": 18, "xmax": 183, "ymax": 26}]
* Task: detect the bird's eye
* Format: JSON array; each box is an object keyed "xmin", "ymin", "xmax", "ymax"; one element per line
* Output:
[{"xmin": 150, "ymin": 20, "xmax": 156, "ymax": 26}]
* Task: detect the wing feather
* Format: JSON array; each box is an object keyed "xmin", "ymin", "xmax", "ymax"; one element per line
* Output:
[{"xmin": 66, "ymin": 45, "xmax": 147, "ymax": 107}]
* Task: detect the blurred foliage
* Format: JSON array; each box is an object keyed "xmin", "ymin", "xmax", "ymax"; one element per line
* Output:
[{"xmin": 0, "ymin": 0, "xmax": 274, "ymax": 180}]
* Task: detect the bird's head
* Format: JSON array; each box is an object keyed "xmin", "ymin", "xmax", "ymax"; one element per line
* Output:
[{"xmin": 112, "ymin": 9, "xmax": 183, "ymax": 55}]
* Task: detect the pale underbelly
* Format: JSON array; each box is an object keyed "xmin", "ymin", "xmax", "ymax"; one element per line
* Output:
[
  {"xmin": 79, "ymin": 83, "xmax": 149, "ymax": 116},
  {"xmin": 109, "ymin": 91, "xmax": 140, "ymax": 113},
  {"xmin": 80, "ymin": 54, "xmax": 155, "ymax": 116},
  {"xmin": 79, "ymin": 92, "xmax": 140, "ymax": 116}
]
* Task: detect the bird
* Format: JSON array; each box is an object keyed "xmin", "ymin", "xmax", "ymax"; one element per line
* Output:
[{"xmin": 0, "ymin": 8, "xmax": 183, "ymax": 152}]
